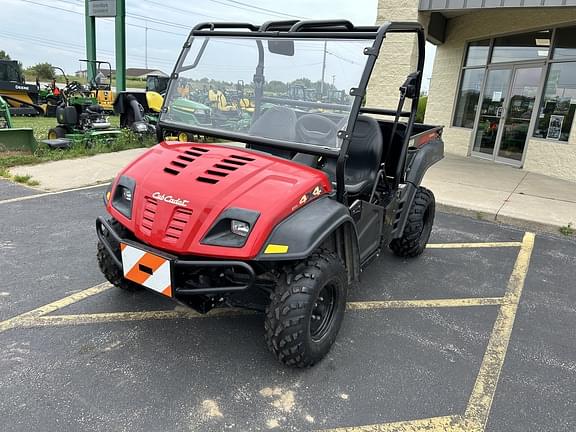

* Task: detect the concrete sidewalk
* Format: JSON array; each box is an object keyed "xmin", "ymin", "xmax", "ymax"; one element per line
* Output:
[
  {"xmin": 10, "ymin": 148, "xmax": 148, "ymax": 191},
  {"xmin": 422, "ymin": 154, "xmax": 575, "ymax": 233},
  {"xmin": 9, "ymin": 147, "xmax": 576, "ymax": 234}
]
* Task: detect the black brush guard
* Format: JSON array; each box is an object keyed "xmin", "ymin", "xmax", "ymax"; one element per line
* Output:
[{"xmin": 96, "ymin": 216, "xmax": 256, "ymax": 296}]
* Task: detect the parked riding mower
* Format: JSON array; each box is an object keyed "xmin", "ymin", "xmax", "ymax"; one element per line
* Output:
[
  {"xmin": 114, "ymin": 86, "xmax": 212, "ymax": 142},
  {"xmin": 82, "ymin": 60, "xmax": 115, "ymax": 113},
  {"xmin": 96, "ymin": 20, "xmax": 444, "ymax": 368},
  {"xmin": 37, "ymin": 67, "xmax": 68, "ymax": 117},
  {"xmin": 43, "ymin": 80, "xmax": 120, "ymax": 149}
]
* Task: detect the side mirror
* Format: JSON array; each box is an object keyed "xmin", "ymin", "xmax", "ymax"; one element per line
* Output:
[{"xmin": 268, "ymin": 40, "xmax": 294, "ymax": 56}]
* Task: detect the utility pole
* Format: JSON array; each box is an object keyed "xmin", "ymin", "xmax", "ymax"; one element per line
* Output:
[
  {"xmin": 145, "ymin": 21, "xmax": 148, "ymax": 69},
  {"xmin": 320, "ymin": 41, "xmax": 327, "ymax": 97},
  {"xmin": 115, "ymin": 0, "xmax": 126, "ymax": 91},
  {"xmin": 331, "ymin": 74, "xmax": 335, "ymax": 88},
  {"xmin": 84, "ymin": 0, "xmax": 97, "ymax": 81},
  {"xmin": 85, "ymin": 0, "xmax": 125, "ymax": 90}
]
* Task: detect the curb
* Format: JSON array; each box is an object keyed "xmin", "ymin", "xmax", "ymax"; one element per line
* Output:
[{"xmin": 436, "ymin": 202, "xmax": 573, "ymax": 239}]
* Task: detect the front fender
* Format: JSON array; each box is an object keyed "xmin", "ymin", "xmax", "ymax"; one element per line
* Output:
[
  {"xmin": 256, "ymin": 196, "xmax": 352, "ymax": 260},
  {"xmin": 255, "ymin": 197, "xmax": 360, "ymax": 281}
]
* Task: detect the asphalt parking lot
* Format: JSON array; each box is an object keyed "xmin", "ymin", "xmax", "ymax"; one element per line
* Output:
[{"xmin": 1, "ymin": 179, "xmax": 575, "ymax": 432}]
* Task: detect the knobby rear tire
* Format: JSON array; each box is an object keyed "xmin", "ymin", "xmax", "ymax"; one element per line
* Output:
[{"xmin": 390, "ymin": 186, "xmax": 435, "ymax": 258}]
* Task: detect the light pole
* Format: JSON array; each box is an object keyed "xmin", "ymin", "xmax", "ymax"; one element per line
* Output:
[{"xmin": 320, "ymin": 41, "xmax": 327, "ymax": 97}]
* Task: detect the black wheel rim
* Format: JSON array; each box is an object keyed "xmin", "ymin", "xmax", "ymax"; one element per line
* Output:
[{"xmin": 310, "ymin": 283, "xmax": 338, "ymax": 342}]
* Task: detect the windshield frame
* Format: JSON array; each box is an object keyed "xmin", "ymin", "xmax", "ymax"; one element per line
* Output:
[{"xmin": 157, "ymin": 20, "xmax": 425, "ymax": 202}]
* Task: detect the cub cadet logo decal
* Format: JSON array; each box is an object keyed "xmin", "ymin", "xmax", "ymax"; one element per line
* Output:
[
  {"xmin": 293, "ymin": 184, "xmax": 325, "ymax": 211},
  {"xmin": 152, "ymin": 192, "xmax": 189, "ymax": 207},
  {"xmin": 15, "ymin": 85, "xmax": 30, "ymax": 90}
]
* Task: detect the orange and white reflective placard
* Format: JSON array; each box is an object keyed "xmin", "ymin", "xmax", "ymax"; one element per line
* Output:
[{"xmin": 120, "ymin": 243, "xmax": 172, "ymax": 297}]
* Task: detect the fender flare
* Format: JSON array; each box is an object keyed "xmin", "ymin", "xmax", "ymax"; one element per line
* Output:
[
  {"xmin": 405, "ymin": 138, "xmax": 444, "ymax": 186},
  {"xmin": 255, "ymin": 196, "xmax": 360, "ymax": 282},
  {"xmin": 392, "ymin": 138, "xmax": 444, "ymax": 238}
]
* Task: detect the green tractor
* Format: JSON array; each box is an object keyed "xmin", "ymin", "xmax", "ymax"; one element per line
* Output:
[
  {"xmin": 43, "ymin": 80, "xmax": 121, "ymax": 149},
  {"xmin": 0, "ymin": 95, "xmax": 36, "ymax": 152}
]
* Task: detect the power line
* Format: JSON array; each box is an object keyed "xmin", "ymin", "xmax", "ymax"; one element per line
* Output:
[
  {"xmin": 15, "ymin": 0, "xmax": 188, "ymax": 37},
  {"xmin": 0, "ymin": 31, "xmax": 176, "ymax": 69},
  {"xmin": 143, "ymin": 0, "xmax": 220, "ymax": 20},
  {"xmin": 216, "ymin": 0, "xmax": 305, "ymax": 19}
]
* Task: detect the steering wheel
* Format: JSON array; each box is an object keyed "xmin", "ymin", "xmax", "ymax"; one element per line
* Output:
[{"xmin": 295, "ymin": 114, "xmax": 338, "ymax": 147}]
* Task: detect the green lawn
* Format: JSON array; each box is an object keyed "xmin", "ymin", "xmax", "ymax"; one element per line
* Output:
[{"xmin": 2, "ymin": 116, "xmax": 151, "ymax": 186}]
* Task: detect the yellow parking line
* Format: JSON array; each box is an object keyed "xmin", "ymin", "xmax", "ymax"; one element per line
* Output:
[
  {"xmin": 321, "ymin": 415, "xmax": 466, "ymax": 432},
  {"xmin": 347, "ymin": 297, "xmax": 504, "ymax": 310},
  {"xmin": 18, "ymin": 308, "xmax": 256, "ymax": 328},
  {"xmin": 463, "ymin": 232, "xmax": 535, "ymax": 430},
  {"xmin": 0, "ymin": 183, "xmax": 110, "ymax": 205},
  {"xmin": 9, "ymin": 296, "xmax": 505, "ymax": 330},
  {"xmin": 427, "ymin": 242, "xmax": 522, "ymax": 249},
  {"xmin": 0, "ymin": 282, "xmax": 112, "ymax": 334}
]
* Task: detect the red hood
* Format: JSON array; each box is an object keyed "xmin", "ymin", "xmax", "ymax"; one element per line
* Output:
[{"xmin": 107, "ymin": 141, "xmax": 332, "ymax": 259}]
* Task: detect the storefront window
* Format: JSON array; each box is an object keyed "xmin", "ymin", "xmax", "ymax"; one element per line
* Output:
[
  {"xmin": 455, "ymin": 27, "xmax": 576, "ymax": 143},
  {"xmin": 453, "ymin": 68, "xmax": 485, "ymax": 128},
  {"xmin": 491, "ymin": 30, "xmax": 552, "ymax": 63},
  {"xmin": 533, "ymin": 62, "xmax": 576, "ymax": 142},
  {"xmin": 553, "ymin": 26, "xmax": 576, "ymax": 60},
  {"xmin": 465, "ymin": 39, "xmax": 490, "ymax": 67}
]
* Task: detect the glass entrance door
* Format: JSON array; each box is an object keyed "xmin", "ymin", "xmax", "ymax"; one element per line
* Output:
[
  {"xmin": 472, "ymin": 65, "xmax": 543, "ymax": 164},
  {"xmin": 472, "ymin": 68, "xmax": 512, "ymax": 157}
]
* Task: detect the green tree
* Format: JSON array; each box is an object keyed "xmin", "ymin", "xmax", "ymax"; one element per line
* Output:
[
  {"xmin": 265, "ymin": 80, "xmax": 287, "ymax": 94},
  {"xmin": 26, "ymin": 62, "xmax": 55, "ymax": 80},
  {"xmin": 416, "ymin": 95, "xmax": 427, "ymax": 123}
]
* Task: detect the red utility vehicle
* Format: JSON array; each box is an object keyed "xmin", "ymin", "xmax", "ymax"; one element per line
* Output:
[{"xmin": 96, "ymin": 20, "xmax": 444, "ymax": 367}]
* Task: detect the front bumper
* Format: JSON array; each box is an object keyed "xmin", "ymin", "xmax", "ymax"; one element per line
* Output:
[{"xmin": 96, "ymin": 216, "xmax": 256, "ymax": 296}]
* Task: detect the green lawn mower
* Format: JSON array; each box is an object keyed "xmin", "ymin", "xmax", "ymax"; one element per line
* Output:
[
  {"xmin": 43, "ymin": 81, "xmax": 120, "ymax": 149},
  {"xmin": 114, "ymin": 90, "xmax": 213, "ymax": 142}
]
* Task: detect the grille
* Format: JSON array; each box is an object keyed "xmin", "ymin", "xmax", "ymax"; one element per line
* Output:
[
  {"xmin": 141, "ymin": 196, "xmax": 158, "ymax": 235},
  {"xmin": 164, "ymin": 207, "xmax": 193, "ymax": 242}
]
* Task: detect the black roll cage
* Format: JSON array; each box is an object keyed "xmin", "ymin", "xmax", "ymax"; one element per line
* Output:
[{"xmin": 158, "ymin": 19, "xmax": 425, "ymax": 204}]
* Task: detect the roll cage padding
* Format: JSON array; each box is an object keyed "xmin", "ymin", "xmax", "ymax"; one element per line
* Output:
[{"xmin": 256, "ymin": 196, "xmax": 360, "ymax": 281}]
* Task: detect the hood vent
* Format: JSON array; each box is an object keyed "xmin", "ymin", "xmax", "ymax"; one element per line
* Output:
[
  {"xmin": 194, "ymin": 153, "xmax": 255, "ymax": 184},
  {"xmin": 229, "ymin": 154, "xmax": 255, "ymax": 162},
  {"xmin": 164, "ymin": 207, "xmax": 193, "ymax": 242},
  {"xmin": 163, "ymin": 146, "xmax": 210, "ymax": 176},
  {"xmin": 141, "ymin": 196, "xmax": 158, "ymax": 235}
]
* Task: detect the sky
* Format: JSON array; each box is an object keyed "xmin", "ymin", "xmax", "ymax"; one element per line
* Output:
[{"xmin": 1, "ymin": 0, "xmax": 435, "ymax": 89}]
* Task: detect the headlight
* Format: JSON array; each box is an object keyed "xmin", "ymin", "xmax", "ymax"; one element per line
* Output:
[
  {"xmin": 201, "ymin": 208, "xmax": 259, "ymax": 248},
  {"xmin": 111, "ymin": 176, "xmax": 136, "ymax": 219},
  {"xmin": 231, "ymin": 220, "xmax": 250, "ymax": 237},
  {"xmin": 122, "ymin": 187, "xmax": 132, "ymax": 202}
]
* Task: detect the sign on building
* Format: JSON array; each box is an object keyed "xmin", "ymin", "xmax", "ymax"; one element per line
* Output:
[{"xmin": 88, "ymin": 0, "xmax": 117, "ymax": 17}]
